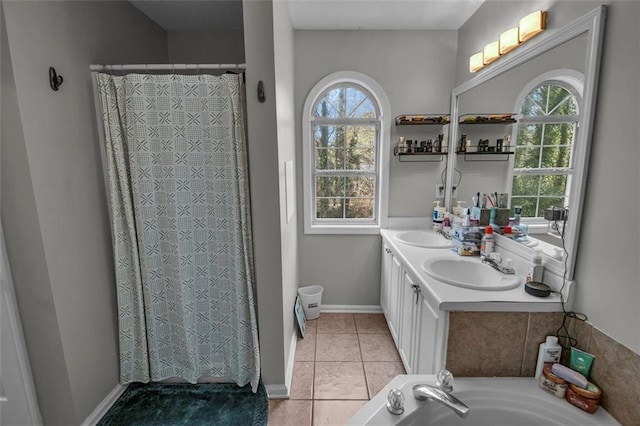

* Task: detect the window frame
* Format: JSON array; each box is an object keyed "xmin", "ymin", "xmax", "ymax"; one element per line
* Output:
[
  {"xmin": 302, "ymin": 72, "xmax": 390, "ymax": 235},
  {"xmin": 508, "ymin": 69, "xmax": 584, "ymax": 233}
]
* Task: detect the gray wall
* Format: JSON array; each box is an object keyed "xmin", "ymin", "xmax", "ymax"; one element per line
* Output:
[
  {"xmin": 167, "ymin": 30, "xmax": 245, "ymax": 64},
  {"xmin": 456, "ymin": 1, "xmax": 640, "ymax": 354},
  {"xmin": 242, "ymin": 0, "xmax": 291, "ymax": 391},
  {"xmin": 0, "ymin": 1, "xmax": 168, "ymax": 423},
  {"xmin": 294, "ymin": 30, "xmax": 458, "ymax": 305}
]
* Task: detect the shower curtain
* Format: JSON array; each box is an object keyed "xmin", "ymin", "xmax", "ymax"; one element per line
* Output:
[{"xmin": 95, "ymin": 73, "xmax": 259, "ymax": 391}]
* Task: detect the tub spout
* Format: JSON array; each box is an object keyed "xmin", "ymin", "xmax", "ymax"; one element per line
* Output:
[{"xmin": 412, "ymin": 384, "xmax": 470, "ymax": 418}]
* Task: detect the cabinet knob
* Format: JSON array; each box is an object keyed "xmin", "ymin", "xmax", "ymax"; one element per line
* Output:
[{"xmin": 385, "ymin": 248, "xmax": 392, "ymax": 254}]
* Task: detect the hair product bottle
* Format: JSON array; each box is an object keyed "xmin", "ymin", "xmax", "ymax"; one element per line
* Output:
[{"xmin": 534, "ymin": 336, "xmax": 562, "ymax": 379}]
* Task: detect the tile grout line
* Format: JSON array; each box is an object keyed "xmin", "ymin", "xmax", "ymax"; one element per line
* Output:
[
  {"xmin": 312, "ymin": 318, "xmax": 318, "ymax": 426},
  {"xmin": 356, "ymin": 330, "xmax": 371, "ymax": 400}
]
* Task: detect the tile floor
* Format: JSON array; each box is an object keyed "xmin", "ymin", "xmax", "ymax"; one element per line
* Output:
[{"xmin": 268, "ymin": 313, "xmax": 405, "ymax": 426}]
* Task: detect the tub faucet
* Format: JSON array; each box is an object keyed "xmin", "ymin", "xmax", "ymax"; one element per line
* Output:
[{"xmin": 412, "ymin": 370, "xmax": 470, "ymax": 418}]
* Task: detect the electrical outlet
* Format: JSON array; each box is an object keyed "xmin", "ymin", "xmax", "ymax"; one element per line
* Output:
[
  {"xmin": 435, "ymin": 184, "xmax": 445, "ymax": 198},
  {"xmin": 452, "ymin": 186, "xmax": 458, "ymax": 199}
]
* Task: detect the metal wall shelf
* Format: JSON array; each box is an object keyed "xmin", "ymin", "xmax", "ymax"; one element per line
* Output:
[
  {"xmin": 395, "ymin": 114, "xmax": 450, "ymax": 126},
  {"xmin": 394, "ymin": 147, "xmax": 448, "ymax": 162},
  {"xmin": 456, "ymin": 150, "xmax": 514, "ymax": 161},
  {"xmin": 458, "ymin": 113, "xmax": 517, "ymax": 125}
]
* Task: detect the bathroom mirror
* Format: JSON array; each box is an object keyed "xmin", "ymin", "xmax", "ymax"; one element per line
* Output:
[{"xmin": 445, "ymin": 5, "xmax": 607, "ymax": 280}]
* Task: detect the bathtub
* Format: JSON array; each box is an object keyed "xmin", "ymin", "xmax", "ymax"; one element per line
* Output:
[{"xmin": 349, "ymin": 375, "xmax": 620, "ymax": 425}]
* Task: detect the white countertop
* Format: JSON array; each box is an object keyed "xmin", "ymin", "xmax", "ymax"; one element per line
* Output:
[{"xmin": 381, "ymin": 228, "xmax": 568, "ymax": 312}]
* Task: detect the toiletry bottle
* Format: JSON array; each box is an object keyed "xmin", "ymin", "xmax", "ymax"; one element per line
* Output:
[
  {"xmin": 504, "ymin": 134, "xmax": 511, "ymax": 151},
  {"xmin": 461, "ymin": 207, "xmax": 471, "ymax": 227},
  {"xmin": 442, "ymin": 213, "xmax": 452, "ymax": 235},
  {"xmin": 459, "ymin": 134, "xmax": 467, "ymax": 152},
  {"xmin": 503, "ymin": 226, "xmax": 513, "ymax": 239},
  {"xmin": 433, "ymin": 201, "xmax": 445, "ymax": 231},
  {"xmin": 513, "ymin": 205, "xmax": 522, "ymax": 226},
  {"xmin": 526, "ymin": 249, "xmax": 544, "ymax": 283},
  {"xmin": 534, "ymin": 336, "xmax": 562, "ymax": 379},
  {"xmin": 452, "ymin": 201, "xmax": 466, "ymax": 218},
  {"xmin": 480, "ymin": 226, "xmax": 494, "ymax": 259}
]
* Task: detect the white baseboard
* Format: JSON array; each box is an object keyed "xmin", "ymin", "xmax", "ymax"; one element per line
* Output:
[
  {"xmin": 321, "ymin": 304, "xmax": 382, "ymax": 313},
  {"xmin": 266, "ymin": 328, "xmax": 297, "ymax": 400},
  {"xmin": 265, "ymin": 384, "xmax": 289, "ymax": 399},
  {"xmin": 81, "ymin": 383, "xmax": 128, "ymax": 426},
  {"xmin": 285, "ymin": 328, "xmax": 296, "ymax": 391}
]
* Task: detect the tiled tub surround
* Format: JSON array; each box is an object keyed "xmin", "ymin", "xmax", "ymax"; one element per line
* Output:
[
  {"xmin": 268, "ymin": 313, "xmax": 406, "ymax": 426},
  {"xmin": 447, "ymin": 312, "xmax": 640, "ymax": 426}
]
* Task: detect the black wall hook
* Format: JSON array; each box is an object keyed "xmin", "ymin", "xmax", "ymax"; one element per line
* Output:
[
  {"xmin": 49, "ymin": 67, "xmax": 63, "ymax": 91},
  {"xmin": 257, "ymin": 81, "xmax": 266, "ymax": 103}
]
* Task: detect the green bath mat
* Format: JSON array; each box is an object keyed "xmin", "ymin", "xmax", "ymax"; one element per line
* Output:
[{"xmin": 97, "ymin": 382, "xmax": 268, "ymax": 426}]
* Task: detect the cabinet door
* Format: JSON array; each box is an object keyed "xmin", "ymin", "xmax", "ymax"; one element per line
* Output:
[
  {"xmin": 413, "ymin": 292, "xmax": 440, "ymax": 374},
  {"xmin": 387, "ymin": 255, "xmax": 402, "ymax": 343},
  {"xmin": 398, "ymin": 271, "xmax": 417, "ymax": 374},
  {"xmin": 380, "ymin": 244, "xmax": 391, "ymax": 316}
]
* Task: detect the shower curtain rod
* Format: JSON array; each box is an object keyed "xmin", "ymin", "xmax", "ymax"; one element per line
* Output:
[{"xmin": 90, "ymin": 63, "xmax": 246, "ymax": 72}]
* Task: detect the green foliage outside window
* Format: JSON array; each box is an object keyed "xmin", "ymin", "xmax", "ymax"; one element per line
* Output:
[
  {"xmin": 512, "ymin": 83, "xmax": 578, "ymax": 218},
  {"xmin": 313, "ymin": 85, "xmax": 379, "ymax": 220}
]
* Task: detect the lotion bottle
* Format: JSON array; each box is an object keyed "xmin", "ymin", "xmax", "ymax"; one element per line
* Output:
[
  {"xmin": 432, "ymin": 201, "xmax": 445, "ymax": 231},
  {"xmin": 526, "ymin": 249, "xmax": 544, "ymax": 283},
  {"xmin": 534, "ymin": 336, "xmax": 562, "ymax": 379}
]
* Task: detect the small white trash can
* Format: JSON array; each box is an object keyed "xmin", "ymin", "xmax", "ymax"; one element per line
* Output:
[{"xmin": 298, "ymin": 285, "xmax": 323, "ymax": 320}]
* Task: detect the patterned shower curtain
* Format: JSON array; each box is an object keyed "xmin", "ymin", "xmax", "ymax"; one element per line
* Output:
[{"xmin": 95, "ymin": 73, "xmax": 260, "ymax": 391}]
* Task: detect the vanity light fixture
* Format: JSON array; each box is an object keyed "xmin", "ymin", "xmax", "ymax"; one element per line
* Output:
[
  {"xmin": 519, "ymin": 10, "xmax": 547, "ymax": 42},
  {"xmin": 483, "ymin": 41, "xmax": 500, "ymax": 65},
  {"xmin": 469, "ymin": 51, "xmax": 484, "ymax": 73},
  {"xmin": 499, "ymin": 27, "xmax": 520, "ymax": 54},
  {"xmin": 469, "ymin": 10, "xmax": 547, "ymax": 73}
]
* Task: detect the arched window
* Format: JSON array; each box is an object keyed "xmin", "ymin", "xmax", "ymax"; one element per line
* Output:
[
  {"xmin": 302, "ymin": 72, "xmax": 390, "ymax": 234},
  {"xmin": 510, "ymin": 72, "xmax": 582, "ymax": 221}
]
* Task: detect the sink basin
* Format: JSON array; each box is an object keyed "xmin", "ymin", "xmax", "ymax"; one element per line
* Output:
[
  {"xmin": 421, "ymin": 257, "xmax": 520, "ymax": 291},
  {"xmin": 394, "ymin": 231, "xmax": 451, "ymax": 249}
]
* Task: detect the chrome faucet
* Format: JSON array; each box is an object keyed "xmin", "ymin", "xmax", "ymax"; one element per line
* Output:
[
  {"xmin": 482, "ymin": 252, "xmax": 515, "ymax": 274},
  {"xmin": 412, "ymin": 370, "xmax": 470, "ymax": 418},
  {"xmin": 436, "ymin": 229, "xmax": 452, "ymax": 240}
]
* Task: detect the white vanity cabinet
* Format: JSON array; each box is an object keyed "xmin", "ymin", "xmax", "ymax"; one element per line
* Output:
[
  {"xmin": 380, "ymin": 242, "xmax": 445, "ymax": 375},
  {"xmin": 413, "ymin": 285, "xmax": 441, "ymax": 374},
  {"xmin": 381, "ymin": 243, "xmax": 402, "ymax": 343},
  {"xmin": 397, "ymin": 269, "xmax": 417, "ymax": 370},
  {"xmin": 398, "ymin": 268, "xmax": 443, "ymax": 374}
]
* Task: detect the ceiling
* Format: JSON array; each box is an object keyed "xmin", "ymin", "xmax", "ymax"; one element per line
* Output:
[{"xmin": 128, "ymin": 0, "xmax": 485, "ymax": 31}]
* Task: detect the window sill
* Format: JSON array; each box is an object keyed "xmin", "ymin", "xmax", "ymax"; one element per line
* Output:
[{"xmin": 304, "ymin": 224, "xmax": 381, "ymax": 235}]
